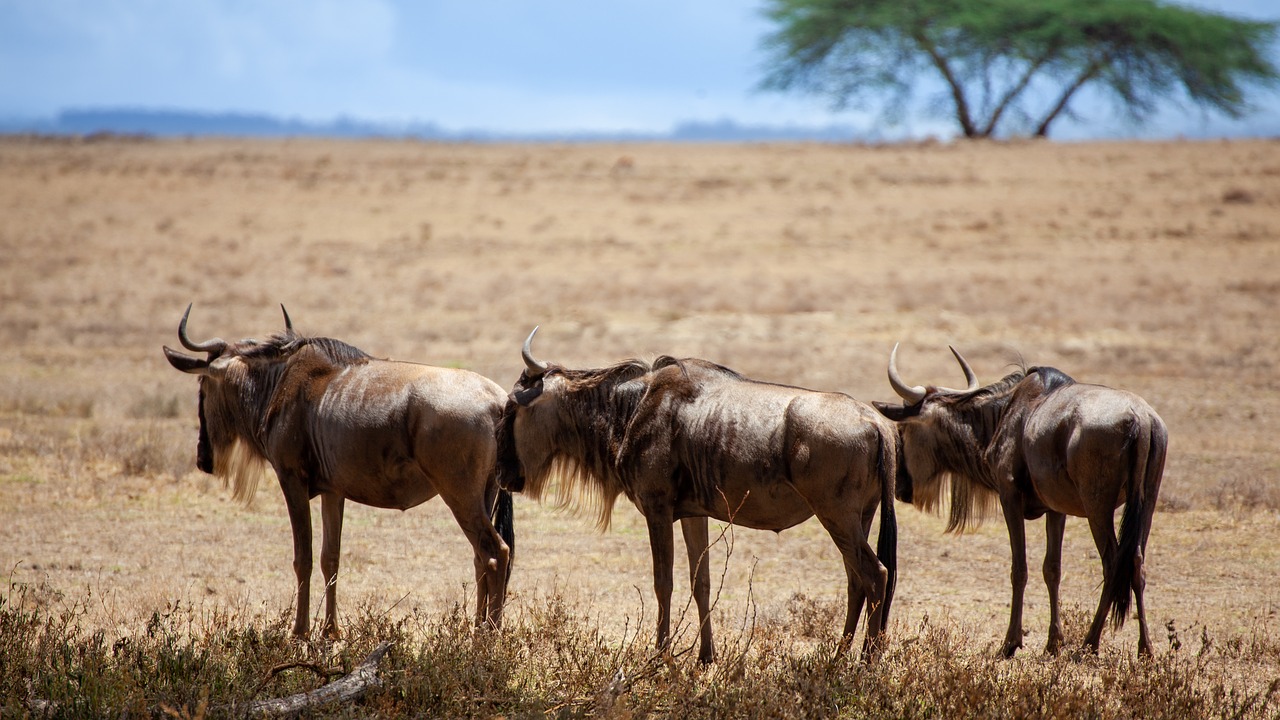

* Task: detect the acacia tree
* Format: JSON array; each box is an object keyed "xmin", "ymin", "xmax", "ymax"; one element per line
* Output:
[{"xmin": 760, "ymin": 0, "xmax": 1280, "ymax": 138}]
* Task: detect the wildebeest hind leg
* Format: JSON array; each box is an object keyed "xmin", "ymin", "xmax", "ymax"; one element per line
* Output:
[
  {"xmin": 1083, "ymin": 512, "xmax": 1119, "ymax": 653},
  {"xmin": 441, "ymin": 492, "xmax": 511, "ymax": 628},
  {"xmin": 680, "ymin": 517, "xmax": 715, "ymax": 664},
  {"xmin": 320, "ymin": 493, "xmax": 345, "ymax": 639},
  {"xmin": 815, "ymin": 514, "xmax": 883, "ymax": 658},
  {"xmin": 1043, "ymin": 511, "xmax": 1066, "ymax": 655}
]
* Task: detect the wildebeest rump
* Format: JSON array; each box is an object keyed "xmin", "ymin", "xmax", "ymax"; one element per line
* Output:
[
  {"xmin": 875, "ymin": 345, "xmax": 1166, "ymax": 657},
  {"xmin": 498, "ymin": 328, "xmax": 898, "ymax": 663},
  {"xmin": 163, "ymin": 305, "xmax": 513, "ymax": 637}
]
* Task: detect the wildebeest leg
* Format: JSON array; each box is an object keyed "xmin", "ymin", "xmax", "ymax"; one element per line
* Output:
[
  {"xmin": 320, "ymin": 492, "xmax": 345, "ymax": 639},
  {"xmin": 645, "ymin": 510, "xmax": 676, "ymax": 654},
  {"xmin": 999, "ymin": 494, "xmax": 1028, "ymax": 658},
  {"xmin": 679, "ymin": 517, "xmax": 715, "ymax": 664},
  {"xmin": 1043, "ymin": 511, "xmax": 1066, "ymax": 655},
  {"xmin": 439, "ymin": 488, "xmax": 511, "ymax": 628},
  {"xmin": 815, "ymin": 513, "xmax": 884, "ymax": 659},
  {"xmin": 280, "ymin": 479, "xmax": 314, "ymax": 638},
  {"xmin": 1132, "ymin": 510, "xmax": 1156, "ymax": 657},
  {"xmin": 1132, "ymin": 545, "xmax": 1151, "ymax": 656},
  {"xmin": 1082, "ymin": 512, "xmax": 1119, "ymax": 654}
]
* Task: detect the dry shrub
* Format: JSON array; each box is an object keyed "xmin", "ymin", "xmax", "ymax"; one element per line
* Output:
[
  {"xmin": 65, "ymin": 419, "xmax": 192, "ymax": 479},
  {"xmin": 1210, "ymin": 476, "xmax": 1280, "ymax": 512},
  {"xmin": 0, "ymin": 388, "xmax": 94, "ymax": 418},
  {"xmin": 784, "ymin": 592, "xmax": 841, "ymax": 641},
  {"xmin": 126, "ymin": 391, "xmax": 182, "ymax": 419},
  {"xmin": 4, "ymin": 582, "xmax": 1280, "ymax": 719}
]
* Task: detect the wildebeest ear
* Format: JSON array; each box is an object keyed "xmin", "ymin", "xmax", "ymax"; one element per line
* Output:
[
  {"xmin": 873, "ymin": 400, "xmax": 920, "ymax": 421},
  {"xmin": 511, "ymin": 381, "xmax": 544, "ymax": 407},
  {"xmin": 164, "ymin": 346, "xmax": 210, "ymax": 374}
]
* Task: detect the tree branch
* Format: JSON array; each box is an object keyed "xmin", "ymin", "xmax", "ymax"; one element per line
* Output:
[
  {"xmin": 981, "ymin": 45, "xmax": 1060, "ymax": 137},
  {"xmin": 1034, "ymin": 56, "xmax": 1108, "ymax": 137}
]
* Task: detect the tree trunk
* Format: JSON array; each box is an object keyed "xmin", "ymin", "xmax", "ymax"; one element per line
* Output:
[{"xmin": 915, "ymin": 30, "xmax": 978, "ymax": 138}]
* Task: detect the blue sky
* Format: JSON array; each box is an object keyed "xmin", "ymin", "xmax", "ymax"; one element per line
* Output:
[{"xmin": 2, "ymin": 0, "xmax": 1277, "ymax": 139}]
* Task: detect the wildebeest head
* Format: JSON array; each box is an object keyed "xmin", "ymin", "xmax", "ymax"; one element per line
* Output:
[
  {"xmin": 872, "ymin": 344, "xmax": 1016, "ymax": 531},
  {"xmin": 163, "ymin": 304, "xmax": 367, "ymax": 503},
  {"xmin": 499, "ymin": 327, "xmax": 649, "ymax": 528}
]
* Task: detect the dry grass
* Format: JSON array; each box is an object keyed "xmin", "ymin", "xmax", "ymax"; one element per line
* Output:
[{"xmin": 2, "ymin": 135, "xmax": 1280, "ymax": 714}]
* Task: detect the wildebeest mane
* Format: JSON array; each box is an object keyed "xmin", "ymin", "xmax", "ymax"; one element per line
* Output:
[
  {"xmin": 1027, "ymin": 366, "xmax": 1075, "ymax": 394},
  {"xmin": 520, "ymin": 358, "xmax": 653, "ymax": 531},
  {"xmin": 238, "ymin": 332, "xmax": 373, "ymax": 366},
  {"xmin": 914, "ymin": 369, "xmax": 1029, "ymax": 532}
]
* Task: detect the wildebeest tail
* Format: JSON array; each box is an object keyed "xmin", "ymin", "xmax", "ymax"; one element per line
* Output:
[
  {"xmin": 1107, "ymin": 417, "xmax": 1165, "ymax": 630},
  {"xmin": 876, "ymin": 428, "xmax": 899, "ymax": 625},
  {"xmin": 495, "ymin": 402, "xmax": 525, "ymax": 493},
  {"xmin": 492, "ymin": 489, "xmax": 515, "ymax": 581}
]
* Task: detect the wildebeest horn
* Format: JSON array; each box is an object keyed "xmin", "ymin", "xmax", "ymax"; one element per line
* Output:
[
  {"xmin": 887, "ymin": 343, "xmax": 927, "ymax": 404},
  {"xmin": 280, "ymin": 304, "xmax": 294, "ymax": 333},
  {"xmin": 949, "ymin": 346, "xmax": 979, "ymax": 392},
  {"xmin": 177, "ymin": 303, "xmax": 227, "ymax": 355},
  {"xmin": 522, "ymin": 326, "xmax": 550, "ymax": 377}
]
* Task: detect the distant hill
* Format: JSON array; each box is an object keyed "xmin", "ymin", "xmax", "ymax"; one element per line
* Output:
[{"xmin": 0, "ymin": 108, "xmax": 864, "ymax": 143}]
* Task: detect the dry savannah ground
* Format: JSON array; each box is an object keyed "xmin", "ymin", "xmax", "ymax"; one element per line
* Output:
[{"xmin": 1, "ymin": 135, "xmax": 1279, "ymax": 699}]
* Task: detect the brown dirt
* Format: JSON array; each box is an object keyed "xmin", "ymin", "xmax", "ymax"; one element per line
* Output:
[{"xmin": 1, "ymin": 135, "xmax": 1278, "ymax": 674}]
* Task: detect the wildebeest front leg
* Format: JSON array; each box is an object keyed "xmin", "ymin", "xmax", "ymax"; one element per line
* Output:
[
  {"xmin": 320, "ymin": 492, "xmax": 345, "ymax": 639},
  {"xmin": 680, "ymin": 516, "xmax": 715, "ymax": 664},
  {"xmin": 645, "ymin": 510, "xmax": 676, "ymax": 654},
  {"xmin": 1043, "ymin": 511, "xmax": 1066, "ymax": 655},
  {"xmin": 280, "ymin": 479, "xmax": 314, "ymax": 638},
  {"xmin": 999, "ymin": 494, "xmax": 1029, "ymax": 658}
]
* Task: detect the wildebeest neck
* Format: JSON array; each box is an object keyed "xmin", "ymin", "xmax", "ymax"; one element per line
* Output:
[
  {"xmin": 549, "ymin": 358, "xmax": 653, "ymax": 480},
  {"xmin": 198, "ymin": 334, "xmax": 372, "ymax": 501},
  {"xmin": 925, "ymin": 370, "xmax": 1029, "ymax": 488},
  {"xmin": 509, "ymin": 357, "xmax": 655, "ymax": 530}
]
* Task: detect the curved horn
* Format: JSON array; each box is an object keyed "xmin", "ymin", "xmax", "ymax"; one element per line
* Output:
[
  {"xmin": 177, "ymin": 303, "xmax": 227, "ymax": 355},
  {"xmin": 949, "ymin": 345, "xmax": 979, "ymax": 392},
  {"xmin": 280, "ymin": 304, "xmax": 294, "ymax": 334},
  {"xmin": 887, "ymin": 343, "xmax": 927, "ymax": 404},
  {"xmin": 522, "ymin": 326, "xmax": 550, "ymax": 376}
]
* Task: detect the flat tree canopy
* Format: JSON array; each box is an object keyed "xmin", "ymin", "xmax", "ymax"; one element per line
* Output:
[{"xmin": 760, "ymin": 0, "xmax": 1280, "ymax": 138}]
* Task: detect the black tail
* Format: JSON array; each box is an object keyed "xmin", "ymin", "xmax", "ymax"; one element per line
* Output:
[
  {"xmin": 495, "ymin": 403, "xmax": 525, "ymax": 493},
  {"xmin": 1106, "ymin": 419, "xmax": 1164, "ymax": 629},
  {"xmin": 875, "ymin": 429, "xmax": 899, "ymax": 626},
  {"xmin": 492, "ymin": 490, "xmax": 515, "ymax": 582}
]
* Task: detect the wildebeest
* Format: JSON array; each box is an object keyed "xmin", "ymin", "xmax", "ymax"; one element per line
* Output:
[
  {"xmin": 163, "ymin": 305, "xmax": 513, "ymax": 637},
  {"xmin": 874, "ymin": 344, "xmax": 1166, "ymax": 657},
  {"xmin": 497, "ymin": 328, "xmax": 898, "ymax": 663}
]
